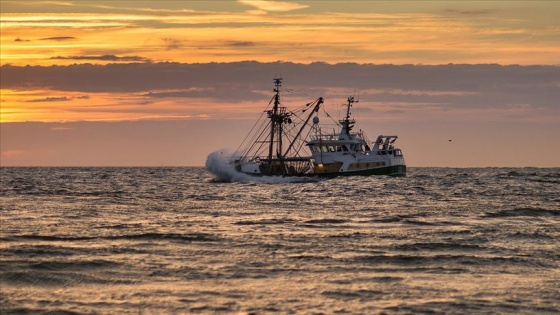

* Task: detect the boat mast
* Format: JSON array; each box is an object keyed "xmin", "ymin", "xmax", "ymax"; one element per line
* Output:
[
  {"xmin": 342, "ymin": 96, "xmax": 357, "ymax": 135},
  {"xmin": 268, "ymin": 78, "xmax": 282, "ymax": 161}
]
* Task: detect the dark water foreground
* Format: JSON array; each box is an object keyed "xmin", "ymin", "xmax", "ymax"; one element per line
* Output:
[{"xmin": 1, "ymin": 167, "xmax": 559, "ymax": 314}]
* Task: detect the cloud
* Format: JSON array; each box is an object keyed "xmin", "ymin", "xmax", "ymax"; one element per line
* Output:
[
  {"xmin": 3, "ymin": 3, "xmax": 559, "ymax": 66},
  {"xmin": 27, "ymin": 96, "xmax": 71, "ymax": 102},
  {"xmin": 39, "ymin": 36, "xmax": 76, "ymax": 41},
  {"xmin": 2, "ymin": 62, "xmax": 559, "ymax": 115},
  {"xmin": 228, "ymin": 41, "xmax": 256, "ymax": 47},
  {"xmin": 162, "ymin": 37, "xmax": 183, "ymax": 50},
  {"xmin": 50, "ymin": 55, "xmax": 151, "ymax": 62},
  {"xmin": 51, "ymin": 126, "xmax": 73, "ymax": 131},
  {"xmin": 446, "ymin": 9, "xmax": 496, "ymax": 16},
  {"xmin": 143, "ymin": 87, "xmax": 266, "ymax": 103},
  {"xmin": 144, "ymin": 88, "xmax": 215, "ymax": 98},
  {"xmin": 237, "ymin": 0, "xmax": 308, "ymax": 12},
  {"xmin": 25, "ymin": 95, "xmax": 90, "ymax": 103}
]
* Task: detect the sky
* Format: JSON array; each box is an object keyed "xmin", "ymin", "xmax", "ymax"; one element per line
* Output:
[{"xmin": 1, "ymin": 0, "xmax": 559, "ymax": 167}]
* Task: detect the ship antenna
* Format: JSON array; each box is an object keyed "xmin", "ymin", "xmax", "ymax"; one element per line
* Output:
[
  {"xmin": 273, "ymin": 77, "xmax": 282, "ymax": 115},
  {"xmin": 273, "ymin": 77, "xmax": 282, "ymax": 91},
  {"xmin": 342, "ymin": 96, "xmax": 358, "ymax": 135}
]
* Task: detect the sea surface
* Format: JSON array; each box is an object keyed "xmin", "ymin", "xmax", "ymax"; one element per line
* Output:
[{"xmin": 1, "ymin": 166, "xmax": 559, "ymax": 314}]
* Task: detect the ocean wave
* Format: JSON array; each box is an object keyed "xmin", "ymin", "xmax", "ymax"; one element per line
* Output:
[
  {"xmin": 507, "ymin": 231, "xmax": 556, "ymax": 240},
  {"xmin": 111, "ymin": 232, "xmax": 219, "ymax": 242},
  {"xmin": 11, "ymin": 232, "xmax": 219, "ymax": 242},
  {"xmin": 322, "ymin": 289, "xmax": 383, "ymax": 301},
  {"xmin": 12, "ymin": 235, "xmax": 95, "ymax": 241},
  {"xmin": 234, "ymin": 218, "xmax": 296, "ymax": 225},
  {"xmin": 384, "ymin": 300, "xmax": 548, "ymax": 315},
  {"xmin": 485, "ymin": 207, "xmax": 559, "ymax": 217},
  {"xmin": 28, "ymin": 260, "xmax": 121, "ymax": 271},
  {"xmin": 349, "ymin": 254, "xmax": 551, "ymax": 268},
  {"xmin": 2, "ymin": 167, "xmax": 559, "ymax": 314},
  {"xmin": 304, "ymin": 218, "xmax": 348, "ymax": 224},
  {"xmin": 395, "ymin": 242, "xmax": 484, "ymax": 251},
  {"xmin": 1, "ymin": 245, "xmax": 76, "ymax": 256},
  {"xmin": 0, "ymin": 270, "xmax": 136, "ymax": 286}
]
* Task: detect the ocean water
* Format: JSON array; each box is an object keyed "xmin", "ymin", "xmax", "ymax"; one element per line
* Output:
[{"xmin": 0, "ymin": 166, "xmax": 559, "ymax": 314}]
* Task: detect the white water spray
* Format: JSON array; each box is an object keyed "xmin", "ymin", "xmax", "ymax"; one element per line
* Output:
[{"xmin": 205, "ymin": 150, "xmax": 322, "ymax": 183}]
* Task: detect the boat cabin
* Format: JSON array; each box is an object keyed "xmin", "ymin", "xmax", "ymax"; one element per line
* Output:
[{"xmin": 308, "ymin": 132, "xmax": 402, "ymax": 157}]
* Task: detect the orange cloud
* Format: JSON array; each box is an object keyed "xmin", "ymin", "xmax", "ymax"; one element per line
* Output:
[
  {"xmin": 2, "ymin": 2, "xmax": 559, "ymax": 66},
  {"xmin": 237, "ymin": 0, "xmax": 308, "ymax": 12}
]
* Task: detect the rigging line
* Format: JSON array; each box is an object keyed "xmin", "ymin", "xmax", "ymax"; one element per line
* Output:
[
  {"xmin": 234, "ymin": 113, "xmax": 265, "ymax": 158},
  {"xmin": 290, "ymin": 98, "xmax": 318, "ymax": 114},
  {"xmin": 282, "ymin": 120, "xmax": 308, "ymax": 157},
  {"xmin": 282, "ymin": 132, "xmax": 296, "ymax": 155},
  {"xmin": 239, "ymin": 115, "xmax": 269, "ymax": 158},
  {"xmin": 290, "ymin": 104, "xmax": 310, "ymax": 115},
  {"xmin": 233, "ymin": 96, "xmax": 274, "ymax": 157},
  {"xmin": 291, "ymin": 135, "xmax": 305, "ymax": 157},
  {"xmin": 322, "ymin": 106, "xmax": 340, "ymax": 125},
  {"xmin": 296, "ymin": 128, "xmax": 314, "ymax": 155},
  {"xmin": 282, "ymin": 87, "xmax": 313, "ymax": 99},
  {"xmin": 241, "ymin": 118, "xmax": 270, "ymax": 159},
  {"xmin": 289, "ymin": 110, "xmax": 307, "ymax": 122}
]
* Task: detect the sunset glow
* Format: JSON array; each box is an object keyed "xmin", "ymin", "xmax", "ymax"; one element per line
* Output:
[
  {"xmin": 1, "ymin": 1, "xmax": 559, "ymax": 166},
  {"xmin": 3, "ymin": 1, "xmax": 560, "ymax": 69}
]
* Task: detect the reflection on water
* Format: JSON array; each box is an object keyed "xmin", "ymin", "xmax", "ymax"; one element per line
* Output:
[{"xmin": 1, "ymin": 167, "xmax": 559, "ymax": 314}]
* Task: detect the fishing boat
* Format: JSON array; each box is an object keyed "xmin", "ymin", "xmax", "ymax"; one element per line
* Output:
[{"xmin": 228, "ymin": 78, "xmax": 406, "ymax": 177}]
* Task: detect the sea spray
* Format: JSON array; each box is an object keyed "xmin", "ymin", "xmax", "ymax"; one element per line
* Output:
[
  {"xmin": 205, "ymin": 149, "xmax": 246, "ymax": 182},
  {"xmin": 205, "ymin": 150, "xmax": 322, "ymax": 183}
]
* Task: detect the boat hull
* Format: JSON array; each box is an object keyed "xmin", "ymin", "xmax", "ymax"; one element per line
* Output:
[
  {"xmin": 316, "ymin": 164, "xmax": 406, "ymax": 178},
  {"xmin": 236, "ymin": 163, "xmax": 406, "ymax": 178}
]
